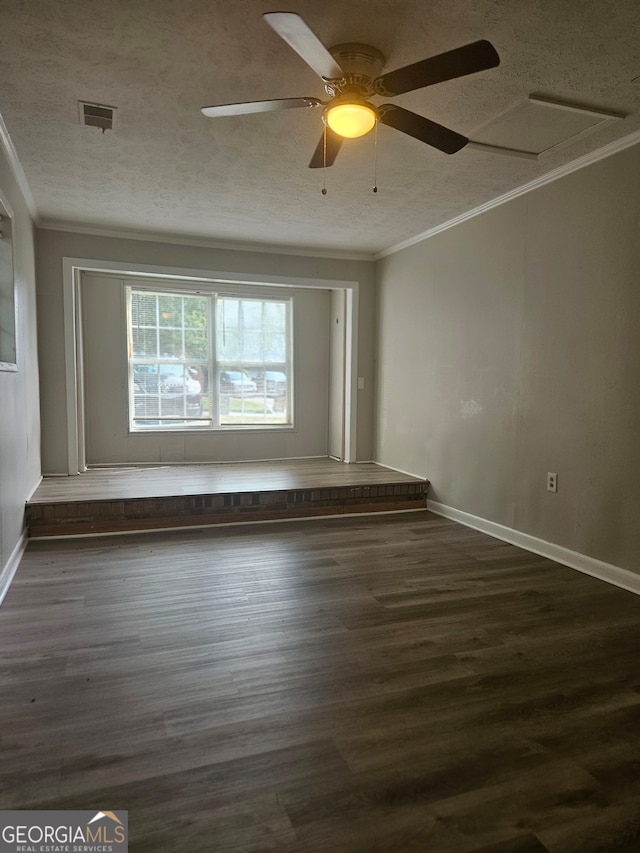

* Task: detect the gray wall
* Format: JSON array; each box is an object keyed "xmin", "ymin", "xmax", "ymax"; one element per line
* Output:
[
  {"xmin": 376, "ymin": 143, "xmax": 640, "ymax": 574},
  {"xmin": 0, "ymin": 150, "xmax": 41, "ymax": 575},
  {"xmin": 36, "ymin": 229, "xmax": 376, "ymax": 473}
]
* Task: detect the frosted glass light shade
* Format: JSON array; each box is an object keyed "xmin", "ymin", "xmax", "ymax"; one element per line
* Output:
[{"xmin": 325, "ymin": 103, "xmax": 377, "ymax": 138}]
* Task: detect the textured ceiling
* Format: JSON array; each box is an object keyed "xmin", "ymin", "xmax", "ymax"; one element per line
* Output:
[{"xmin": 1, "ymin": 0, "xmax": 639, "ymax": 255}]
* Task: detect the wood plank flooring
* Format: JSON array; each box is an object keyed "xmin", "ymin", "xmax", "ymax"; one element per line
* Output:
[
  {"xmin": 1, "ymin": 512, "xmax": 639, "ymax": 852},
  {"xmin": 30, "ymin": 459, "xmax": 424, "ymax": 503}
]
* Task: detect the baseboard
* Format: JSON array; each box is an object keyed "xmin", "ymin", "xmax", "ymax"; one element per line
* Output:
[
  {"xmin": 84, "ymin": 455, "xmax": 329, "ymax": 469},
  {"xmin": 0, "ymin": 531, "xmax": 28, "ymax": 607},
  {"xmin": 428, "ymin": 500, "xmax": 640, "ymax": 597}
]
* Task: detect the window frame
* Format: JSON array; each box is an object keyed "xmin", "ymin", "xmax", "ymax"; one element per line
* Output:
[{"xmin": 126, "ymin": 283, "xmax": 294, "ymax": 433}]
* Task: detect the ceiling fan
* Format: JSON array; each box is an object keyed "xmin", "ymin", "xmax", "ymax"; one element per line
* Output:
[{"xmin": 201, "ymin": 12, "xmax": 500, "ymax": 168}]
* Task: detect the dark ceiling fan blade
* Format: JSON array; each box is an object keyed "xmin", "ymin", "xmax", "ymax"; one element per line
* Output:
[
  {"xmin": 309, "ymin": 128, "xmax": 343, "ymax": 168},
  {"xmin": 374, "ymin": 40, "xmax": 499, "ymax": 97},
  {"xmin": 263, "ymin": 12, "xmax": 344, "ymax": 80},
  {"xmin": 201, "ymin": 97, "xmax": 321, "ymax": 118},
  {"xmin": 379, "ymin": 105, "xmax": 468, "ymax": 154}
]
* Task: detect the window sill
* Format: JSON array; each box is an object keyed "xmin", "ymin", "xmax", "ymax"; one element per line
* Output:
[{"xmin": 128, "ymin": 423, "xmax": 296, "ymax": 435}]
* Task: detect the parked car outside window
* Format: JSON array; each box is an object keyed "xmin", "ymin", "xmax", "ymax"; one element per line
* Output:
[
  {"xmin": 133, "ymin": 364, "xmax": 203, "ymax": 422},
  {"xmin": 219, "ymin": 371, "xmax": 257, "ymax": 394}
]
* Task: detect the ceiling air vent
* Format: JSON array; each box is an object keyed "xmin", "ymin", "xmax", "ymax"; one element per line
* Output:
[{"xmin": 79, "ymin": 102, "xmax": 116, "ymax": 132}]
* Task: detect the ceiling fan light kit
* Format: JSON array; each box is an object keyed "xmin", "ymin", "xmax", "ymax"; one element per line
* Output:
[
  {"xmin": 324, "ymin": 101, "xmax": 377, "ymax": 138},
  {"xmin": 201, "ymin": 11, "xmax": 500, "ymax": 170}
]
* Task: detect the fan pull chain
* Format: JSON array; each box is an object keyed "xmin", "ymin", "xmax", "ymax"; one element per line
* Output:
[
  {"xmin": 321, "ymin": 124, "xmax": 328, "ymax": 195},
  {"xmin": 373, "ymin": 119, "xmax": 379, "ymax": 193}
]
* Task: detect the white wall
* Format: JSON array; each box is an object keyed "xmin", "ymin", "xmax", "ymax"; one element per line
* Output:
[
  {"xmin": 0, "ymin": 146, "xmax": 41, "ymax": 585},
  {"xmin": 36, "ymin": 229, "xmax": 376, "ymax": 473},
  {"xmin": 376, "ymin": 142, "xmax": 640, "ymax": 575}
]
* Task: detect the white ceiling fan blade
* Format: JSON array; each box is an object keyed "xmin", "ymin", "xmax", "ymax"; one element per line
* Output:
[
  {"xmin": 263, "ymin": 12, "xmax": 344, "ymax": 80},
  {"xmin": 201, "ymin": 97, "xmax": 321, "ymax": 118}
]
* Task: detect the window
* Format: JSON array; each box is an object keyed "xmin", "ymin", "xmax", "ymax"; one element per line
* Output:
[{"xmin": 127, "ymin": 287, "xmax": 292, "ymax": 431}]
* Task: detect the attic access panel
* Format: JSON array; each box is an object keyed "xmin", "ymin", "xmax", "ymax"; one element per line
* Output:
[{"xmin": 468, "ymin": 95, "xmax": 624, "ymax": 159}]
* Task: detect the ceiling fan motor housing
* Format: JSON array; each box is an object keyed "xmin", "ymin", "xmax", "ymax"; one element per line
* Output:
[{"xmin": 325, "ymin": 43, "xmax": 386, "ymax": 97}]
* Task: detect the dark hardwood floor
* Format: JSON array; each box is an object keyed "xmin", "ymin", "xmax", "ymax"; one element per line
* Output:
[{"xmin": 1, "ymin": 511, "xmax": 639, "ymax": 851}]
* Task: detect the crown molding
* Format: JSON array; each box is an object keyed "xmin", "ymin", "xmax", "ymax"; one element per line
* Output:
[
  {"xmin": 0, "ymin": 112, "xmax": 38, "ymax": 221},
  {"xmin": 376, "ymin": 127, "xmax": 640, "ymax": 260},
  {"xmin": 36, "ymin": 220, "xmax": 376, "ymax": 263}
]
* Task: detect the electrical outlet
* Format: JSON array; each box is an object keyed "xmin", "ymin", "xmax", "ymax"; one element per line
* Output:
[{"xmin": 547, "ymin": 472, "xmax": 558, "ymax": 493}]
